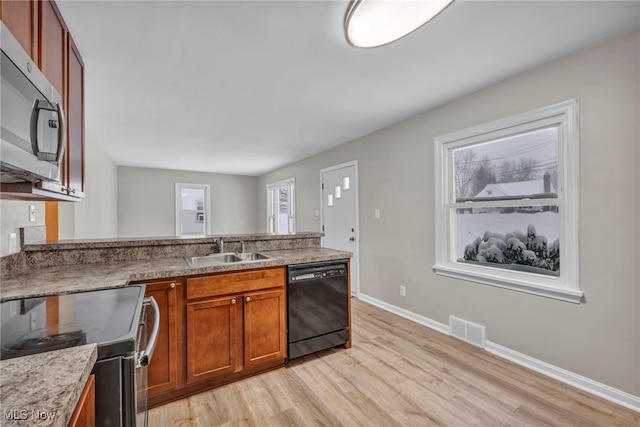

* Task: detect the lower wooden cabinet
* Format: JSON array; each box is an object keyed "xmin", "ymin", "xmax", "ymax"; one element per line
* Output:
[
  {"xmin": 243, "ymin": 289, "xmax": 286, "ymax": 369},
  {"xmin": 139, "ymin": 267, "xmax": 286, "ymax": 407},
  {"xmin": 186, "ymin": 295, "xmax": 238, "ymax": 383},
  {"xmin": 67, "ymin": 374, "xmax": 95, "ymax": 427},
  {"xmin": 186, "ymin": 270, "xmax": 286, "ymax": 385},
  {"xmin": 144, "ymin": 279, "xmax": 184, "ymax": 398}
]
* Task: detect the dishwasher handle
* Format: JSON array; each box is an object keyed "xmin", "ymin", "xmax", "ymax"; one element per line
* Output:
[{"xmin": 137, "ymin": 296, "xmax": 160, "ymax": 368}]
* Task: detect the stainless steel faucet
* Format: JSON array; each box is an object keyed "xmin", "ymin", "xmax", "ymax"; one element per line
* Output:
[
  {"xmin": 218, "ymin": 238, "xmax": 224, "ymax": 253},
  {"xmin": 240, "ymin": 241, "xmax": 245, "ymax": 254}
]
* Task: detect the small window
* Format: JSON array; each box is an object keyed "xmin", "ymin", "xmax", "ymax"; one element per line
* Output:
[
  {"xmin": 175, "ymin": 183, "xmax": 210, "ymax": 236},
  {"xmin": 434, "ymin": 100, "xmax": 581, "ymax": 303},
  {"xmin": 267, "ymin": 178, "xmax": 295, "ymax": 234}
]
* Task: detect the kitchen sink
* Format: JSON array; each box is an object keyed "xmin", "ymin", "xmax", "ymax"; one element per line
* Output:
[
  {"xmin": 236, "ymin": 252, "xmax": 271, "ymax": 261},
  {"xmin": 184, "ymin": 252, "xmax": 271, "ymax": 267}
]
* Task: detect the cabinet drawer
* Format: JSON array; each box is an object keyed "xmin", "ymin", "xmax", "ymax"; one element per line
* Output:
[{"xmin": 187, "ymin": 267, "xmax": 285, "ymax": 300}]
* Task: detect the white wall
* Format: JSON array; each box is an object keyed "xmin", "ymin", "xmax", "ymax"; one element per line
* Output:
[
  {"xmin": 0, "ymin": 200, "xmax": 45, "ymax": 255},
  {"xmin": 118, "ymin": 167, "xmax": 258, "ymax": 237},
  {"xmin": 59, "ymin": 130, "xmax": 119, "ymax": 240},
  {"xmin": 258, "ymin": 31, "xmax": 640, "ymax": 396}
]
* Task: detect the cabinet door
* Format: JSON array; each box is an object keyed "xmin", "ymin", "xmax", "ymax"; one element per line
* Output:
[
  {"xmin": 186, "ymin": 296, "xmax": 238, "ymax": 384},
  {"xmin": 243, "ymin": 289, "xmax": 286, "ymax": 369},
  {"xmin": 65, "ymin": 34, "xmax": 84, "ymax": 198},
  {"xmin": 38, "ymin": 0, "xmax": 65, "ymax": 96},
  {"xmin": 67, "ymin": 374, "xmax": 95, "ymax": 427},
  {"xmin": 145, "ymin": 280, "xmax": 182, "ymax": 397},
  {"xmin": 0, "ymin": 0, "xmax": 37, "ymax": 58}
]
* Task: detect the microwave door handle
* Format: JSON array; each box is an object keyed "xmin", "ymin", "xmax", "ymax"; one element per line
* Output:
[
  {"xmin": 30, "ymin": 100, "xmax": 65, "ymax": 163},
  {"xmin": 137, "ymin": 297, "xmax": 160, "ymax": 368},
  {"xmin": 55, "ymin": 102, "xmax": 66, "ymax": 163}
]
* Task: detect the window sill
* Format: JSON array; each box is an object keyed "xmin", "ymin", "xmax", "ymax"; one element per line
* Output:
[{"xmin": 433, "ymin": 264, "xmax": 583, "ymax": 304}]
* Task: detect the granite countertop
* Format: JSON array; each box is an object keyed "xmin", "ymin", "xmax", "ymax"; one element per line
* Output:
[
  {"xmin": 1, "ymin": 247, "xmax": 351, "ymax": 302},
  {"xmin": 0, "ymin": 344, "xmax": 97, "ymax": 427},
  {"xmin": 0, "ymin": 236, "xmax": 350, "ymax": 425}
]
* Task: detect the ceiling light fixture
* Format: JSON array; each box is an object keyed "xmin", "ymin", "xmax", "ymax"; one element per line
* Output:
[{"xmin": 344, "ymin": 0, "xmax": 455, "ymax": 48}]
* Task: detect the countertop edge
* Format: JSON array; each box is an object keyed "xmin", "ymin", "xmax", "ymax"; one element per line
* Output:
[
  {"xmin": 0, "ymin": 248, "xmax": 352, "ymax": 302},
  {"xmin": 0, "ymin": 344, "xmax": 98, "ymax": 427}
]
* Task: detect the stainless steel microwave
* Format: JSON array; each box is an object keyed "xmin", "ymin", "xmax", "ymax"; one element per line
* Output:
[{"xmin": 0, "ymin": 22, "xmax": 66, "ymax": 184}]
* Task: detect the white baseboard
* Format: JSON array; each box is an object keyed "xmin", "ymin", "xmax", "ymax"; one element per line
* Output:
[
  {"xmin": 357, "ymin": 293, "xmax": 640, "ymax": 413},
  {"xmin": 485, "ymin": 341, "xmax": 640, "ymax": 413},
  {"xmin": 357, "ymin": 293, "xmax": 449, "ymax": 335}
]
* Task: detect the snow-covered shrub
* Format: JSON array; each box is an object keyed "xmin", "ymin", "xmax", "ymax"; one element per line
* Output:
[{"xmin": 461, "ymin": 225, "xmax": 559, "ymax": 273}]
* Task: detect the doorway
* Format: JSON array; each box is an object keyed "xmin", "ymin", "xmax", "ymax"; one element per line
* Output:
[{"xmin": 320, "ymin": 161, "xmax": 359, "ymax": 295}]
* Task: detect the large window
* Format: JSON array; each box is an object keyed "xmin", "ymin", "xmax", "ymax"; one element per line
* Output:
[
  {"xmin": 175, "ymin": 183, "xmax": 211, "ymax": 236},
  {"xmin": 434, "ymin": 100, "xmax": 581, "ymax": 303},
  {"xmin": 267, "ymin": 178, "xmax": 295, "ymax": 234}
]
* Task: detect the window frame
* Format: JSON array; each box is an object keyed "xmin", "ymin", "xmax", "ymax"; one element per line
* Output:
[
  {"xmin": 175, "ymin": 183, "xmax": 211, "ymax": 237},
  {"xmin": 433, "ymin": 99, "xmax": 582, "ymax": 303},
  {"xmin": 266, "ymin": 178, "xmax": 296, "ymax": 234}
]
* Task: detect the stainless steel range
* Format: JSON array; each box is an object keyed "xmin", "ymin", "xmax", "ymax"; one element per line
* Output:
[{"xmin": 0, "ymin": 286, "xmax": 159, "ymax": 427}]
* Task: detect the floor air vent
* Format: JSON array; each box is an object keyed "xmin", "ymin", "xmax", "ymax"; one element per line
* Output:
[{"xmin": 449, "ymin": 316, "xmax": 486, "ymax": 348}]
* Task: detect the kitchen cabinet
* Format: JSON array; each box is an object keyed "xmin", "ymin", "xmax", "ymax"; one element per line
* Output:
[
  {"xmin": 38, "ymin": 0, "xmax": 65, "ymax": 96},
  {"xmin": 0, "ymin": 0, "xmax": 37, "ymax": 59},
  {"xmin": 144, "ymin": 279, "xmax": 184, "ymax": 398},
  {"xmin": 67, "ymin": 374, "xmax": 95, "ymax": 427},
  {"xmin": 63, "ymin": 34, "xmax": 85, "ymax": 198},
  {"xmin": 0, "ymin": 0, "xmax": 86, "ymax": 201},
  {"xmin": 186, "ymin": 295, "xmax": 238, "ymax": 383},
  {"xmin": 185, "ymin": 267, "xmax": 286, "ymax": 385},
  {"xmin": 136, "ymin": 267, "xmax": 286, "ymax": 407},
  {"xmin": 243, "ymin": 289, "xmax": 287, "ymax": 368}
]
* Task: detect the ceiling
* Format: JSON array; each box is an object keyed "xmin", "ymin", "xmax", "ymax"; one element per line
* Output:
[{"xmin": 55, "ymin": 0, "xmax": 640, "ymax": 177}]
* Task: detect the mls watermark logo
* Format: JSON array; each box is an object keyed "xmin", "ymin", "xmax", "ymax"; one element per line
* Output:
[{"xmin": 4, "ymin": 409, "xmax": 57, "ymax": 421}]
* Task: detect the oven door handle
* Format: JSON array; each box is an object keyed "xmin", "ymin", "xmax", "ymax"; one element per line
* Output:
[{"xmin": 137, "ymin": 296, "xmax": 160, "ymax": 367}]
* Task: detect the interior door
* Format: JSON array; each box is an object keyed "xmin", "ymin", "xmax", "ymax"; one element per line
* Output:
[{"xmin": 321, "ymin": 161, "xmax": 359, "ymax": 295}]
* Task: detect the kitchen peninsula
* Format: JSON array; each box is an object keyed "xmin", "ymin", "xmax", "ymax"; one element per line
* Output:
[{"xmin": 1, "ymin": 230, "xmax": 352, "ymax": 421}]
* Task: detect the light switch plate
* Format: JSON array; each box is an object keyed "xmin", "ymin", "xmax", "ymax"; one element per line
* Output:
[
  {"xmin": 374, "ymin": 208, "xmax": 381, "ymax": 219},
  {"xmin": 29, "ymin": 205, "xmax": 36, "ymax": 222}
]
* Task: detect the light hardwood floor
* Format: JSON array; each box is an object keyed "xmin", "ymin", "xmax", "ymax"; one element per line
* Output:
[{"xmin": 148, "ymin": 298, "xmax": 639, "ymax": 426}]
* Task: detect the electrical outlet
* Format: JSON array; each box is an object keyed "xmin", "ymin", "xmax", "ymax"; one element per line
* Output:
[
  {"xmin": 29, "ymin": 205, "xmax": 36, "ymax": 222},
  {"xmin": 400, "ymin": 285, "xmax": 406, "ymax": 297}
]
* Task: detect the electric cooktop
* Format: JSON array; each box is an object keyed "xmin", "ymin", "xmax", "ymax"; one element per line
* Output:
[{"xmin": 0, "ymin": 286, "xmax": 145, "ymax": 360}]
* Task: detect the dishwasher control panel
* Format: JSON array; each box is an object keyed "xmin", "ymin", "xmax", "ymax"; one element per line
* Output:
[
  {"xmin": 288, "ymin": 262, "xmax": 348, "ymax": 282},
  {"xmin": 290, "ymin": 268, "xmax": 346, "ymax": 281}
]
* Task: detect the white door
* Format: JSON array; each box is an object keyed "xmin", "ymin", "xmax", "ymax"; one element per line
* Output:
[{"xmin": 321, "ymin": 161, "xmax": 359, "ymax": 295}]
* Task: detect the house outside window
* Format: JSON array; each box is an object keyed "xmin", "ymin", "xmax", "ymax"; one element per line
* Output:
[
  {"xmin": 433, "ymin": 99, "xmax": 582, "ymax": 303},
  {"xmin": 175, "ymin": 183, "xmax": 211, "ymax": 236},
  {"xmin": 267, "ymin": 178, "xmax": 295, "ymax": 234}
]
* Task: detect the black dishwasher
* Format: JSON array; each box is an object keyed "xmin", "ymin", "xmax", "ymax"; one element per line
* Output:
[{"xmin": 287, "ymin": 260, "xmax": 350, "ymax": 360}]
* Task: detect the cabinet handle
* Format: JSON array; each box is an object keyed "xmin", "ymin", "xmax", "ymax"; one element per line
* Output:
[
  {"xmin": 61, "ymin": 186, "xmax": 67, "ymax": 193},
  {"xmin": 245, "ymin": 296, "xmax": 251, "ymax": 303},
  {"xmin": 70, "ymin": 188, "xmax": 76, "ymax": 194},
  {"xmin": 169, "ymin": 282, "xmax": 176, "ymax": 289},
  {"xmin": 231, "ymin": 298, "xmax": 236, "ymax": 305}
]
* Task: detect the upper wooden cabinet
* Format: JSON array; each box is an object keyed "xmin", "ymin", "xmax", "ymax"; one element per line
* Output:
[
  {"xmin": 38, "ymin": 0, "xmax": 65, "ymax": 96},
  {"xmin": 64, "ymin": 34, "xmax": 84, "ymax": 198},
  {"xmin": 0, "ymin": 0, "xmax": 85, "ymax": 201},
  {"xmin": 0, "ymin": 0, "xmax": 37, "ymax": 58}
]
